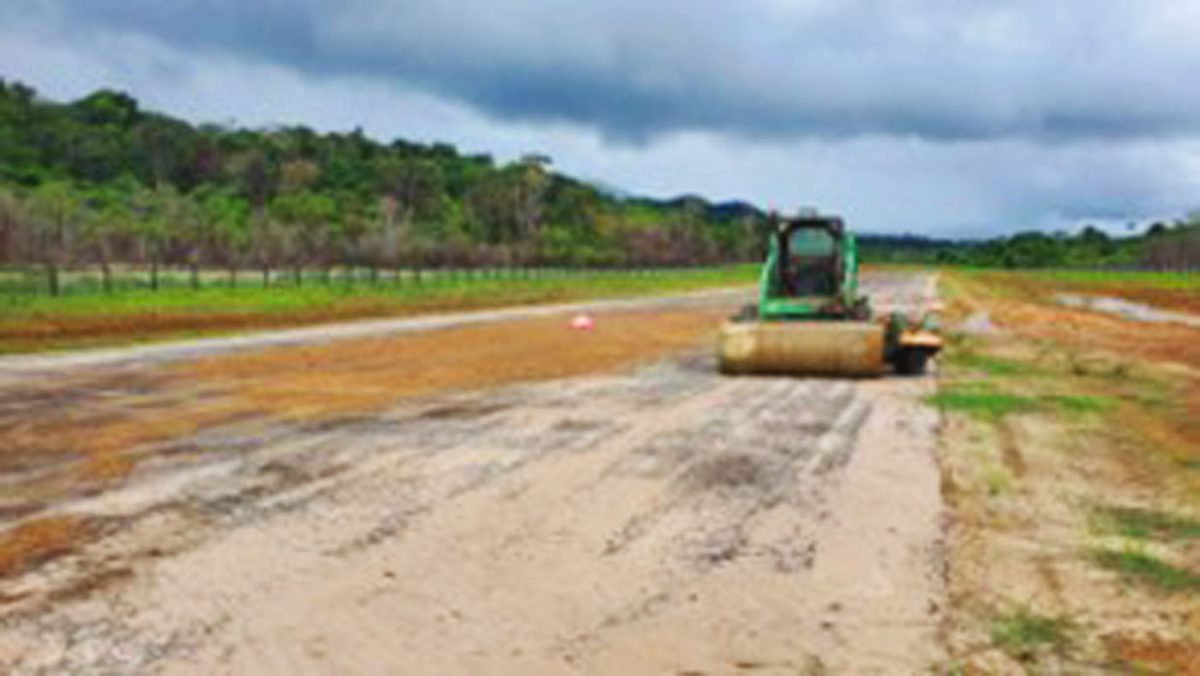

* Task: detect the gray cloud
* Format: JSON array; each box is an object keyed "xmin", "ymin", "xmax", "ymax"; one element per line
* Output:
[
  {"xmin": 10, "ymin": 0, "xmax": 1200, "ymax": 142},
  {"xmin": 2, "ymin": 0, "xmax": 1199, "ymax": 236}
]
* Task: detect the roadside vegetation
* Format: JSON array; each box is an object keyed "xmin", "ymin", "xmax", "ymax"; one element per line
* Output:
[
  {"xmin": 0, "ymin": 79, "xmax": 764, "ymax": 351},
  {"xmin": 0, "ymin": 264, "xmax": 754, "ymax": 352},
  {"xmin": 1093, "ymin": 505, "xmax": 1200, "ymax": 542},
  {"xmin": 934, "ymin": 269, "xmax": 1200, "ymax": 672},
  {"xmin": 0, "ymin": 80, "xmax": 769, "ymax": 297},
  {"xmin": 4, "ymin": 78, "xmax": 1199, "ymax": 357},
  {"xmin": 989, "ymin": 609, "xmax": 1074, "ymax": 663}
]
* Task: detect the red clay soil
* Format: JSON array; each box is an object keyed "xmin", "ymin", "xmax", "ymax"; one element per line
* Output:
[
  {"xmin": 0, "ymin": 516, "xmax": 94, "ymax": 579},
  {"xmin": 1105, "ymin": 634, "xmax": 1200, "ymax": 674},
  {"xmin": 180, "ymin": 308, "xmax": 729, "ymax": 418}
]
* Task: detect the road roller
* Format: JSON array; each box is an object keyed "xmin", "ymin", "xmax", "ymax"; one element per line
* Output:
[{"xmin": 718, "ymin": 213, "xmax": 942, "ymax": 377}]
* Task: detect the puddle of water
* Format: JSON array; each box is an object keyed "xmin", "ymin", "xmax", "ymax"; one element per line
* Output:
[{"xmin": 1057, "ymin": 294, "xmax": 1200, "ymax": 329}]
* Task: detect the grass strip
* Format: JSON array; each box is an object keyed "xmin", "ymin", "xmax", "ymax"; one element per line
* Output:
[
  {"xmin": 1094, "ymin": 506, "xmax": 1200, "ymax": 542},
  {"xmin": 990, "ymin": 609, "xmax": 1072, "ymax": 661},
  {"xmin": 1094, "ymin": 548, "xmax": 1200, "ymax": 592}
]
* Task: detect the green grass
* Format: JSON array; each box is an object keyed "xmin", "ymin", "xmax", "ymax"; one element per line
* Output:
[
  {"xmin": 929, "ymin": 379, "xmax": 1114, "ymax": 422},
  {"xmin": 1093, "ymin": 506, "xmax": 1200, "ymax": 541},
  {"xmin": 1028, "ymin": 269, "xmax": 1200, "ymax": 291},
  {"xmin": 0, "ymin": 265, "xmax": 759, "ymax": 353},
  {"xmin": 947, "ymin": 351, "xmax": 1027, "ymax": 377},
  {"xmin": 1093, "ymin": 547, "xmax": 1200, "ymax": 592},
  {"xmin": 1044, "ymin": 394, "xmax": 1116, "ymax": 415},
  {"xmin": 927, "ymin": 387, "xmax": 1041, "ymax": 420},
  {"xmin": 0, "ymin": 264, "xmax": 748, "ymax": 319},
  {"xmin": 952, "ymin": 268, "xmax": 1200, "ymax": 291},
  {"xmin": 0, "ymin": 265, "xmax": 757, "ymax": 322},
  {"xmin": 990, "ymin": 609, "xmax": 1072, "ymax": 660}
]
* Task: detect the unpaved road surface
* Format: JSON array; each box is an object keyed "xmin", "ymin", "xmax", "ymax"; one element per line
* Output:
[{"xmin": 0, "ymin": 272, "xmax": 945, "ymax": 674}]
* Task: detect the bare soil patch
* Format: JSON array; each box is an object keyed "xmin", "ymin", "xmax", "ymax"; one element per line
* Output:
[{"xmin": 0, "ymin": 306, "xmax": 728, "ymax": 551}]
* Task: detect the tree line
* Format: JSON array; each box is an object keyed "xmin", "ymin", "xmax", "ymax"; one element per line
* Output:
[
  {"xmin": 934, "ymin": 221, "xmax": 1200, "ymax": 270},
  {"xmin": 863, "ymin": 220, "xmax": 1200, "ymax": 271},
  {"xmin": 0, "ymin": 80, "xmax": 769, "ymax": 295},
  {"xmin": 1, "ymin": 79, "xmax": 1196, "ymax": 297}
]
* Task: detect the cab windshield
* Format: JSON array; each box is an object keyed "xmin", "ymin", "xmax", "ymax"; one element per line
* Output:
[
  {"xmin": 787, "ymin": 228, "xmax": 836, "ymax": 258},
  {"xmin": 778, "ymin": 225, "xmax": 840, "ymax": 297}
]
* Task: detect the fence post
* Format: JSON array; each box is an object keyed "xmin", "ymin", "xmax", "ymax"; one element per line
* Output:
[{"xmin": 46, "ymin": 263, "xmax": 59, "ymax": 297}]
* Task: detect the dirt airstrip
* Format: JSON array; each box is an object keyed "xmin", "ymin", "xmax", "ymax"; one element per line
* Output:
[{"xmin": 0, "ymin": 272, "xmax": 945, "ymax": 674}]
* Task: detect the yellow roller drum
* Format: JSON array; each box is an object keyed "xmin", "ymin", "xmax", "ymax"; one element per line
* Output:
[{"xmin": 717, "ymin": 320, "xmax": 886, "ymax": 377}]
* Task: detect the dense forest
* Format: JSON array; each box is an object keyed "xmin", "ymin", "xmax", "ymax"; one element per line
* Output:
[
  {"xmin": 0, "ymin": 79, "xmax": 1196, "ymax": 297},
  {"xmin": 0, "ymin": 80, "xmax": 770, "ymax": 295}
]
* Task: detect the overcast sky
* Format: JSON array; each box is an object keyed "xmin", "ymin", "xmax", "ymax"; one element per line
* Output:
[{"xmin": 3, "ymin": 0, "xmax": 1199, "ymax": 236}]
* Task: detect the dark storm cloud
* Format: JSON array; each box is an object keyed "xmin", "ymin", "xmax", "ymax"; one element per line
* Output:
[{"xmin": 13, "ymin": 0, "xmax": 1200, "ymax": 143}]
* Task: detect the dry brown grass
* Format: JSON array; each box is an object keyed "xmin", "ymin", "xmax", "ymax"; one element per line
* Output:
[{"xmin": 181, "ymin": 308, "xmax": 727, "ymax": 419}]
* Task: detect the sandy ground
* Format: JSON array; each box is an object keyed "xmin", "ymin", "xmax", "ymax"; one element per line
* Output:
[{"xmin": 0, "ymin": 272, "xmax": 945, "ymax": 674}]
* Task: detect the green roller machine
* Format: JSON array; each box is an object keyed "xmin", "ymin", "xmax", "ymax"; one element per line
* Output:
[{"xmin": 718, "ymin": 213, "xmax": 942, "ymax": 377}]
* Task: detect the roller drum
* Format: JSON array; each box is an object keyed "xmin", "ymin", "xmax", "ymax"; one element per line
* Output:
[{"xmin": 717, "ymin": 320, "xmax": 886, "ymax": 377}]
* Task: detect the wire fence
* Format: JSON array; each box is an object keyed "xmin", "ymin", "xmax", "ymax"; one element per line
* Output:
[{"xmin": 0, "ymin": 263, "xmax": 735, "ymax": 299}]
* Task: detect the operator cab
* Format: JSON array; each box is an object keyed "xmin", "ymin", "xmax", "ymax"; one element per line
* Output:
[{"xmin": 774, "ymin": 217, "xmax": 844, "ymax": 298}]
